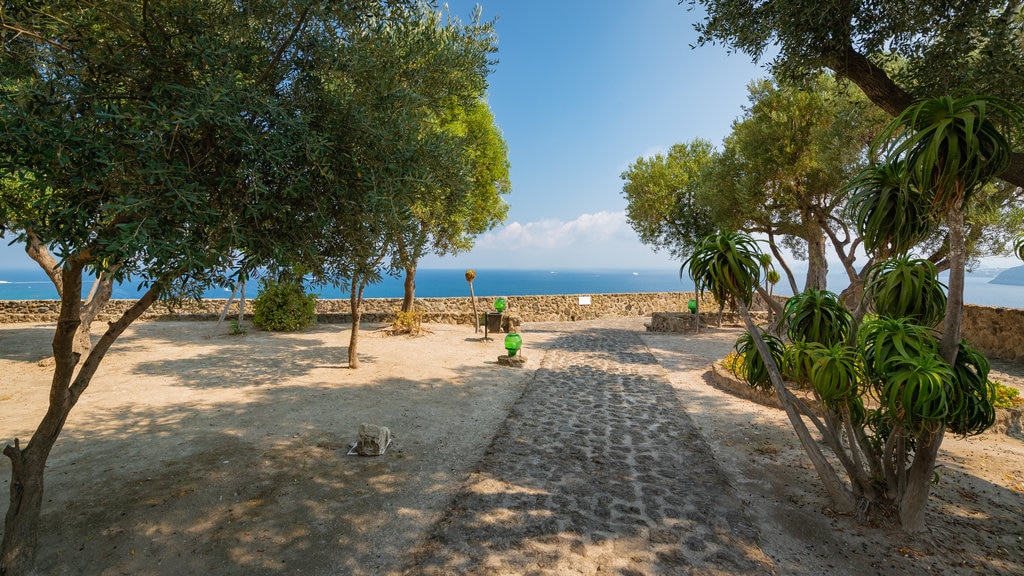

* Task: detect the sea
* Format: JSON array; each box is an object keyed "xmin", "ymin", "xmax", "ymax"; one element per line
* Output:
[{"xmin": 1, "ymin": 267, "xmax": 1022, "ymax": 308}]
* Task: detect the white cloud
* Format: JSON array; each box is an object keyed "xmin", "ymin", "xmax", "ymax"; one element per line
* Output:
[
  {"xmin": 476, "ymin": 211, "xmax": 632, "ymax": 251},
  {"xmin": 421, "ymin": 211, "xmax": 678, "ymax": 269}
]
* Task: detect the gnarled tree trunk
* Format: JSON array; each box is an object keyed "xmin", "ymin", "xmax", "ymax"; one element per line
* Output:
[
  {"xmin": 24, "ymin": 234, "xmax": 115, "ymax": 357},
  {"xmin": 2, "ymin": 265, "xmax": 161, "ymax": 575}
]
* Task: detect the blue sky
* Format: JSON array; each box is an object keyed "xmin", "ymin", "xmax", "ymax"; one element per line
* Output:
[{"xmin": 421, "ymin": 0, "xmax": 768, "ymax": 269}]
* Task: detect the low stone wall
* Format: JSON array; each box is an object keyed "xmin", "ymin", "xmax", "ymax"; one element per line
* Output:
[
  {"xmin": 959, "ymin": 305, "xmax": 1024, "ymax": 361},
  {"xmin": 0, "ymin": 292, "xmax": 723, "ymax": 325},
  {"xmin": 2, "ymin": 294, "xmax": 1022, "ymax": 360}
]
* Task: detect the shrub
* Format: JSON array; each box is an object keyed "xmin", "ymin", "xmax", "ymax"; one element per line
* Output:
[
  {"xmin": 993, "ymin": 381, "xmax": 1023, "ymax": 409},
  {"xmin": 722, "ymin": 350, "xmax": 746, "ymax": 379},
  {"xmin": 252, "ymin": 278, "xmax": 317, "ymax": 331},
  {"xmin": 391, "ymin": 309, "xmax": 424, "ymax": 335}
]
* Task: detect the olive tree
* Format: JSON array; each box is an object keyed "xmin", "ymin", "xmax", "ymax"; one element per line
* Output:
[
  {"xmin": 394, "ymin": 99, "xmax": 510, "ymax": 313},
  {"xmin": 0, "ymin": 1, "xmax": 415, "ymax": 572}
]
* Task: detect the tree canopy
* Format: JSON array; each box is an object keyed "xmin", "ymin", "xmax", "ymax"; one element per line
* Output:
[
  {"xmin": 687, "ymin": 0, "xmax": 1024, "ymax": 188},
  {"xmin": 620, "ymin": 139, "xmax": 717, "ymax": 261},
  {"xmin": 0, "ymin": 1, "xmax": 501, "ymax": 571}
]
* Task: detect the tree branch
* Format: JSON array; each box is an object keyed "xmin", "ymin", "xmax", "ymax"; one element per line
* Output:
[{"xmin": 1, "ymin": 21, "xmax": 72, "ymax": 53}]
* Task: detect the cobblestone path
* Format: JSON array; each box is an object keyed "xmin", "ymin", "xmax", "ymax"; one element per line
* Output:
[{"xmin": 403, "ymin": 325, "xmax": 775, "ymax": 575}]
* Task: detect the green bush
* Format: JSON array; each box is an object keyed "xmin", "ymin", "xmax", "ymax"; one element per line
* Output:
[{"xmin": 252, "ymin": 278, "xmax": 317, "ymax": 331}]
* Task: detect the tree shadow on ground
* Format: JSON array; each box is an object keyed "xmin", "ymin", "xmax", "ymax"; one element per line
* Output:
[{"xmin": 4, "ymin": 319, "xmax": 1022, "ymax": 576}]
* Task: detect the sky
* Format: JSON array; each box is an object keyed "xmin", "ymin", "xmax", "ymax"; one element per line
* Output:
[
  {"xmin": 420, "ymin": 0, "xmax": 770, "ymax": 270},
  {"xmin": 2, "ymin": 1, "xmax": 1016, "ymax": 273}
]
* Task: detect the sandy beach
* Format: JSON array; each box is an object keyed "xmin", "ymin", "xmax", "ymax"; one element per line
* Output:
[{"xmin": 1, "ymin": 318, "xmax": 1022, "ymax": 575}]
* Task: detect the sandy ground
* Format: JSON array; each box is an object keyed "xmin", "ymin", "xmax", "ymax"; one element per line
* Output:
[{"xmin": 0, "ymin": 318, "xmax": 1022, "ymax": 575}]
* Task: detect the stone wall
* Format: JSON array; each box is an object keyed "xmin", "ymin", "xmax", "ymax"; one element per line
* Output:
[
  {"xmin": 0, "ymin": 292, "xmax": 724, "ymax": 325},
  {"xmin": 959, "ymin": 305, "xmax": 1024, "ymax": 361},
  {"xmin": 2, "ymin": 293, "xmax": 1022, "ymax": 359}
]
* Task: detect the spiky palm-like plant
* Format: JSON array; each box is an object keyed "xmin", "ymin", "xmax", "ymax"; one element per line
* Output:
[
  {"xmin": 684, "ymin": 232, "xmax": 856, "ymax": 512},
  {"xmin": 866, "ymin": 95, "xmax": 1022, "ymax": 529},
  {"xmin": 863, "ymin": 256, "xmax": 947, "ymax": 328},
  {"xmin": 845, "ymin": 161, "xmax": 934, "ymax": 257},
  {"xmin": 682, "ymin": 231, "xmax": 763, "ymax": 308},
  {"xmin": 782, "ymin": 289, "xmax": 853, "ymax": 347},
  {"xmin": 733, "ymin": 330, "xmax": 786, "ymax": 394},
  {"xmin": 874, "ymin": 95, "xmax": 1023, "ymax": 363}
]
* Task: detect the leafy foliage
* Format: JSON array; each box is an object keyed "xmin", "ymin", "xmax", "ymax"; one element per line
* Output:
[
  {"xmin": 700, "ymin": 75, "xmax": 888, "ymax": 291},
  {"xmin": 721, "ymin": 350, "xmax": 746, "ymax": 379},
  {"xmin": 620, "ymin": 140, "xmax": 718, "ymax": 259},
  {"xmin": 683, "ymin": 231, "xmax": 763, "ymax": 307},
  {"xmin": 733, "ymin": 330, "xmax": 786, "ymax": 393},
  {"xmin": 863, "ymin": 256, "xmax": 947, "ymax": 327},
  {"xmin": 993, "ymin": 381, "xmax": 1023, "ymax": 409},
  {"xmin": 782, "ymin": 289, "xmax": 852, "ymax": 347},
  {"xmin": 390, "ymin": 309, "xmax": 424, "ymax": 335},
  {"xmin": 252, "ymin": 278, "xmax": 317, "ymax": 332}
]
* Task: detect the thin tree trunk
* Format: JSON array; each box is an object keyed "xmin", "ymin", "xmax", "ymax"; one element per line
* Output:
[
  {"xmin": 348, "ymin": 281, "xmax": 365, "ymax": 369},
  {"xmin": 23, "ymin": 235, "xmax": 114, "ymax": 357},
  {"xmin": 736, "ymin": 299, "xmax": 857, "ymax": 513},
  {"xmin": 895, "ymin": 206, "xmax": 968, "ymax": 532},
  {"xmin": 939, "ymin": 207, "xmax": 966, "ymax": 365},
  {"xmin": 766, "ymin": 231, "xmax": 800, "ymax": 295},
  {"xmin": 2, "ymin": 267, "xmax": 162, "ymax": 575},
  {"xmin": 469, "ymin": 281, "xmax": 478, "ymax": 333},
  {"xmin": 238, "ymin": 280, "xmax": 246, "ymax": 325},
  {"xmin": 401, "ymin": 265, "xmax": 416, "ymax": 313}
]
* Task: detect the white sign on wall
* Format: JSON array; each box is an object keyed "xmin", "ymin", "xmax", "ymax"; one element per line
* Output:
[{"xmin": 578, "ymin": 296, "xmax": 591, "ymax": 306}]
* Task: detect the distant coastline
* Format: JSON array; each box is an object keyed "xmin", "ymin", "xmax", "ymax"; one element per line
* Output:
[{"xmin": 991, "ymin": 265, "xmax": 1024, "ymax": 287}]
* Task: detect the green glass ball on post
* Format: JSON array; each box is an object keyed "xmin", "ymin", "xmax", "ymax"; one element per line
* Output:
[
  {"xmin": 504, "ymin": 333, "xmax": 522, "ymax": 357},
  {"xmin": 494, "ymin": 297, "xmax": 507, "ymax": 313}
]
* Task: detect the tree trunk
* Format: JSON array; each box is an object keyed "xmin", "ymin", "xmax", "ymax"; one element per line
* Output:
[
  {"xmin": 348, "ymin": 281, "xmax": 364, "ymax": 369},
  {"xmin": 897, "ymin": 207, "xmax": 967, "ymax": 531},
  {"xmin": 898, "ymin": 428, "xmax": 944, "ymax": 531},
  {"xmin": 2, "ymin": 267, "xmax": 161, "ymax": 575},
  {"xmin": 736, "ymin": 299, "xmax": 857, "ymax": 513},
  {"xmin": 939, "ymin": 206, "xmax": 966, "ymax": 365},
  {"xmin": 23, "ymin": 235, "xmax": 114, "ymax": 357},
  {"xmin": 804, "ymin": 230, "xmax": 829, "ymax": 292},
  {"xmin": 469, "ymin": 280, "xmax": 478, "ymax": 333},
  {"xmin": 76, "ymin": 272, "xmax": 115, "ymax": 356},
  {"xmin": 400, "ymin": 265, "xmax": 416, "ymax": 313},
  {"xmin": 766, "ymin": 231, "xmax": 800, "ymax": 296}
]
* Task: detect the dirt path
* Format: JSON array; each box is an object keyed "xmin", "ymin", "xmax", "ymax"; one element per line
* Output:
[{"xmin": 1, "ymin": 318, "xmax": 1023, "ymax": 575}]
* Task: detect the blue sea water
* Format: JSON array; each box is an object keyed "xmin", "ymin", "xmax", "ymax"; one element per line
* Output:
[{"xmin": 1, "ymin": 267, "xmax": 1022, "ymax": 308}]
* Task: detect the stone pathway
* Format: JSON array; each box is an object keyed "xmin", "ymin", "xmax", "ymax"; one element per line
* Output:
[{"xmin": 402, "ymin": 323, "xmax": 775, "ymax": 575}]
